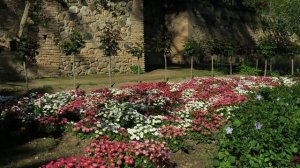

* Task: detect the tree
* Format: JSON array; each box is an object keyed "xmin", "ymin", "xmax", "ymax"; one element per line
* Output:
[
  {"xmin": 287, "ymin": 42, "xmax": 300, "ymax": 76},
  {"xmin": 99, "ymin": 22, "xmax": 121, "ymax": 87},
  {"xmin": 18, "ymin": 0, "xmax": 32, "ymax": 39},
  {"xmin": 257, "ymin": 35, "xmax": 276, "ymax": 77},
  {"xmin": 126, "ymin": 42, "xmax": 144, "ymax": 83},
  {"xmin": 152, "ymin": 31, "xmax": 172, "ymax": 81},
  {"xmin": 243, "ymin": 0, "xmax": 300, "ymax": 37},
  {"xmin": 58, "ymin": 30, "xmax": 85, "ymax": 89},
  {"xmin": 223, "ymin": 40, "xmax": 235, "ymax": 75},
  {"xmin": 204, "ymin": 39, "xmax": 223, "ymax": 77},
  {"xmin": 16, "ymin": 37, "xmax": 39, "ymax": 91},
  {"xmin": 183, "ymin": 39, "xmax": 196, "ymax": 79}
]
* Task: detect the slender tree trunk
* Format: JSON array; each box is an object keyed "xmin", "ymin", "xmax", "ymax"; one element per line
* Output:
[
  {"xmin": 23, "ymin": 61, "xmax": 29, "ymax": 92},
  {"xmin": 164, "ymin": 54, "xmax": 168, "ymax": 81},
  {"xmin": 264, "ymin": 59, "xmax": 267, "ymax": 77},
  {"xmin": 291, "ymin": 58, "xmax": 294, "ymax": 76},
  {"xmin": 191, "ymin": 56, "xmax": 193, "ymax": 79},
  {"xmin": 18, "ymin": 1, "xmax": 31, "ymax": 92},
  {"xmin": 108, "ymin": 56, "xmax": 112, "ymax": 87},
  {"xmin": 137, "ymin": 57, "xmax": 140, "ymax": 83},
  {"xmin": 72, "ymin": 54, "xmax": 76, "ymax": 89},
  {"xmin": 211, "ymin": 55, "xmax": 214, "ymax": 77},
  {"xmin": 18, "ymin": 1, "xmax": 31, "ymax": 38},
  {"xmin": 269, "ymin": 58, "xmax": 272, "ymax": 72},
  {"xmin": 229, "ymin": 55, "xmax": 232, "ymax": 75},
  {"xmin": 256, "ymin": 58, "xmax": 258, "ymax": 70}
]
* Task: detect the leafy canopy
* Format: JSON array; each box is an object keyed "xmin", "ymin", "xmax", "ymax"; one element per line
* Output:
[
  {"xmin": 99, "ymin": 22, "xmax": 121, "ymax": 57},
  {"xmin": 183, "ymin": 39, "xmax": 196, "ymax": 58},
  {"xmin": 16, "ymin": 37, "xmax": 40, "ymax": 63},
  {"xmin": 243, "ymin": 0, "xmax": 300, "ymax": 36},
  {"xmin": 58, "ymin": 30, "xmax": 85, "ymax": 56},
  {"xmin": 257, "ymin": 35, "xmax": 277, "ymax": 59}
]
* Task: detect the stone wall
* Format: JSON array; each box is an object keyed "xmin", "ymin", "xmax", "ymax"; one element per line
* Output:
[
  {"xmin": 0, "ymin": 0, "xmax": 144, "ymax": 80},
  {"xmin": 37, "ymin": 0, "xmax": 144, "ymax": 77}
]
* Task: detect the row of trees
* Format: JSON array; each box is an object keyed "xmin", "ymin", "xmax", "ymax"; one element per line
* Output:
[
  {"xmin": 8, "ymin": 0, "xmax": 143, "ymax": 90},
  {"xmin": 58, "ymin": 22, "xmax": 144, "ymax": 89},
  {"xmin": 183, "ymin": 36, "xmax": 300, "ymax": 78},
  {"xmin": 182, "ymin": 0, "xmax": 300, "ymax": 78},
  {"xmin": 6, "ymin": 0, "xmax": 300, "ymax": 91}
]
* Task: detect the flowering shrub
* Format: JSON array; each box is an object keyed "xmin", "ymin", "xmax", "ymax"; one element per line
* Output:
[
  {"xmin": 0, "ymin": 76, "xmax": 295, "ymax": 167},
  {"xmin": 41, "ymin": 136, "xmax": 171, "ymax": 168},
  {"xmin": 215, "ymin": 84, "xmax": 300, "ymax": 167}
]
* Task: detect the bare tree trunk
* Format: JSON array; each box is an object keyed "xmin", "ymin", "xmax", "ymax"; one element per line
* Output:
[
  {"xmin": 269, "ymin": 58, "xmax": 272, "ymax": 72},
  {"xmin": 211, "ymin": 55, "xmax": 214, "ymax": 77},
  {"xmin": 18, "ymin": 1, "xmax": 31, "ymax": 38},
  {"xmin": 164, "ymin": 54, "xmax": 168, "ymax": 81},
  {"xmin": 109, "ymin": 56, "xmax": 112, "ymax": 87},
  {"xmin": 72, "ymin": 54, "xmax": 76, "ymax": 89},
  {"xmin": 264, "ymin": 59, "xmax": 267, "ymax": 77},
  {"xmin": 229, "ymin": 55, "xmax": 232, "ymax": 75},
  {"xmin": 256, "ymin": 58, "xmax": 258, "ymax": 70},
  {"xmin": 137, "ymin": 57, "xmax": 140, "ymax": 83},
  {"xmin": 292, "ymin": 58, "xmax": 294, "ymax": 76},
  {"xmin": 191, "ymin": 56, "xmax": 193, "ymax": 79},
  {"xmin": 23, "ymin": 61, "xmax": 29, "ymax": 92},
  {"xmin": 19, "ymin": 1, "xmax": 31, "ymax": 92}
]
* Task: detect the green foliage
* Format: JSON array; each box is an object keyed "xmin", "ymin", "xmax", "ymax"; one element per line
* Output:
[
  {"xmin": 183, "ymin": 39, "xmax": 196, "ymax": 58},
  {"xmin": 238, "ymin": 64, "xmax": 262, "ymax": 76},
  {"xmin": 99, "ymin": 22, "xmax": 121, "ymax": 57},
  {"xmin": 257, "ymin": 35, "xmax": 277, "ymax": 59},
  {"xmin": 287, "ymin": 42, "xmax": 300, "ymax": 59},
  {"xmin": 215, "ymin": 84, "xmax": 300, "ymax": 167},
  {"xmin": 16, "ymin": 37, "xmax": 40, "ymax": 63},
  {"xmin": 58, "ymin": 30, "xmax": 85, "ymax": 56},
  {"xmin": 130, "ymin": 65, "xmax": 144, "ymax": 74},
  {"xmin": 243, "ymin": 0, "xmax": 300, "ymax": 36},
  {"xmin": 205, "ymin": 39, "xmax": 224, "ymax": 55},
  {"xmin": 126, "ymin": 42, "xmax": 144, "ymax": 59},
  {"xmin": 223, "ymin": 40, "xmax": 235, "ymax": 57},
  {"xmin": 152, "ymin": 30, "xmax": 172, "ymax": 57},
  {"xmin": 202, "ymin": 39, "xmax": 236, "ymax": 57}
]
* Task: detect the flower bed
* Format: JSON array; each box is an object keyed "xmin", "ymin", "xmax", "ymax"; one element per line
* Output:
[
  {"xmin": 0, "ymin": 76, "xmax": 295, "ymax": 167},
  {"xmin": 216, "ymin": 84, "xmax": 300, "ymax": 167}
]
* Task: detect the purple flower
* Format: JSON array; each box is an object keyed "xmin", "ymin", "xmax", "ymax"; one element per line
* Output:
[
  {"xmin": 225, "ymin": 127, "xmax": 233, "ymax": 134},
  {"xmin": 255, "ymin": 122, "xmax": 263, "ymax": 130}
]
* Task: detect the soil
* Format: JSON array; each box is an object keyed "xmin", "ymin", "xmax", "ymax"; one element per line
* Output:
[{"xmin": 0, "ymin": 131, "xmax": 216, "ymax": 168}]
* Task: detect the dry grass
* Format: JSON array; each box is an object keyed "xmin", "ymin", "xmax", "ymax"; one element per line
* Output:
[{"xmin": 0, "ymin": 68, "xmax": 225, "ymax": 95}]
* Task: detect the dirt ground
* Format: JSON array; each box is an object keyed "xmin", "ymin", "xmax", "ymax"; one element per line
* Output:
[{"xmin": 0, "ymin": 131, "xmax": 216, "ymax": 168}]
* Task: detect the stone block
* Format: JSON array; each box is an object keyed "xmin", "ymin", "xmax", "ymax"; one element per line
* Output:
[
  {"xmin": 69, "ymin": 6, "xmax": 79, "ymax": 14},
  {"xmin": 68, "ymin": 21, "xmax": 76, "ymax": 27},
  {"xmin": 80, "ymin": 6, "xmax": 90, "ymax": 16},
  {"xmin": 88, "ymin": 67, "xmax": 97, "ymax": 74},
  {"xmin": 126, "ymin": 18, "xmax": 131, "ymax": 26}
]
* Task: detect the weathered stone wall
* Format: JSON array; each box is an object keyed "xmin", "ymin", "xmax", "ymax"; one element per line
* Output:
[
  {"xmin": 0, "ymin": 0, "xmax": 144, "ymax": 80},
  {"xmin": 37, "ymin": 0, "xmax": 144, "ymax": 77}
]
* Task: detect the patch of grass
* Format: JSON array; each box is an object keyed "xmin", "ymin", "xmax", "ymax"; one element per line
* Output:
[{"xmin": 0, "ymin": 68, "xmax": 226, "ymax": 93}]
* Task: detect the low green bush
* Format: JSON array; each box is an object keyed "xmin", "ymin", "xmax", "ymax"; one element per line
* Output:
[
  {"xmin": 238, "ymin": 64, "xmax": 262, "ymax": 76},
  {"xmin": 130, "ymin": 65, "xmax": 144, "ymax": 74},
  {"xmin": 215, "ymin": 84, "xmax": 300, "ymax": 168}
]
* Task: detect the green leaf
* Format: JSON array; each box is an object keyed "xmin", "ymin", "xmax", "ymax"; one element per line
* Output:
[
  {"xmin": 290, "ymin": 144, "xmax": 298, "ymax": 153},
  {"xmin": 233, "ymin": 119, "xmax": 241, "ymax": 127}
]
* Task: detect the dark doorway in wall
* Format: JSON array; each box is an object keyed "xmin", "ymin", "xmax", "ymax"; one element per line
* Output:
[{"xmin": 143, "ymin": 0, "xmax": 166, "ymax": 71}]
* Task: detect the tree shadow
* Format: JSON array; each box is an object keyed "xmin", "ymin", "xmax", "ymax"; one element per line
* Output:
[
  {"xmin": 143, "ymin": 0, "xmax": 259, "ymax": 71},
  {"xmin": 0, "ymin": 122, "xmax": 63, "ymax": 167}
]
